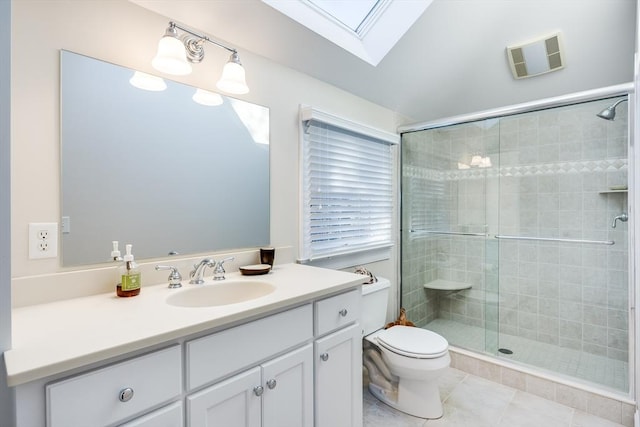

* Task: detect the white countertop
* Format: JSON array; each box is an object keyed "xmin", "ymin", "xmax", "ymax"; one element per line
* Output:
[{"xmin": 6, "ymin": 263, "xmax": 364, "ymax": 387}]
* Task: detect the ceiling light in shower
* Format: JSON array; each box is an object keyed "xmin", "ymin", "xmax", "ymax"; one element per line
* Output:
[
  {"xmin": 479, "ymin": 157, "xmax": 492, "ymax": 168},
  {"xmin": 470, "ymin": 155, "xmax": 483, "ymax": 167},
  {"xmin": 459, "ymin": 156, "xmax": 491, "ymax": 169}
]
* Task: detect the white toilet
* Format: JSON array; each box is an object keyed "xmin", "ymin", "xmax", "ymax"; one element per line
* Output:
[{"xmin": 362, "ymin": 277, "xmax": 450, "ymax": 419}]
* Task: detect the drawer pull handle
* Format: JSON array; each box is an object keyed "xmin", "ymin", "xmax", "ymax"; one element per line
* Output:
[
  {"xmin": 320, "ymin": 352, "xmax": 329, "ymax": 361},
  {"xmin": 339, "ymin": 309, "xmax": 348, "ymax": 317},
  {"xmin": 119, "ymin": 387, "xmax": 134, "ymax": 403},
  {"xmin": 254, "ymin": 386, "xmax": 264, "ymax": 396},
  {"xmin": 267, "ymin": 379, "xmax": 277, "ymax": 389}
]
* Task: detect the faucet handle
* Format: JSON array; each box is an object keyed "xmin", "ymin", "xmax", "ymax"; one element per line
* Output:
[
  {"xmin": 213, "ymin": 257, "xmax": 235, "ymax": 281},
  {"xmin": 220, "ymin": 256, "xmax": 234, "ymax": 264},
  {"xmin": 155, "ymin": 265, "xmax": 183, "ymax": 288},
  {"xmin": 612, "ymin": 212, "xmax": 629, "ymax": 228}
]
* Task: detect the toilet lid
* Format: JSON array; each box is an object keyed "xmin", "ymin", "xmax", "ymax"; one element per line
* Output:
[{"xmin": 377, "ymin": 326, "xmax": 448, "ymax": 359}]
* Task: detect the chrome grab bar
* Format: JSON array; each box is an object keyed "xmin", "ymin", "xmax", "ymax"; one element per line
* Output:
[
  {"xmin": 494, "ymin": 235, "xmax": 615, "ymax": 246},
  {"xmin": 410, "ymin": 229, "xmax": 487, "ymax": 237}
]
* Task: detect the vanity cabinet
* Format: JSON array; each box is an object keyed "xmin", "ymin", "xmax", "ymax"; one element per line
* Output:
[
  {"xmin": 261, "ymin": 345, "xmax": 313, "ymax": 427},
  {"xmin": 185, "ymin": 290, "xmax": 362, "ymax": 427},
  {"xmin": 119, "ymin": 401, "xmax": 184, "ymax": 427},
  {"xmin": 188, "ymin": 344, "xmax": 313, "ymax": 427},
  {"xmin": 13, "ymin": 281, "xmax": 363, "ymax": 427},
  {"xmin": 186, "ymin": 304, "xmax": 313, "ymax": 390},
  {"xmin": 314, "ymin": 290, "xmax": 363, "ymax": 427},
  {"xmin": 186, "ymin": 304, "xmax": 314, "ymax": 427},
  {"xmin": 45, "ymin": 345, "xmax": 182, "ymax": 427},
  {"xmin": 188, "ymin": 367, "xmax": 261, "ymax": 427}
]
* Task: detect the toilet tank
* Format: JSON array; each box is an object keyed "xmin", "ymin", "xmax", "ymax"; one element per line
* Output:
[{"xmin": 361, "ymin": 277, "xmax": 391, "ymax": 336}]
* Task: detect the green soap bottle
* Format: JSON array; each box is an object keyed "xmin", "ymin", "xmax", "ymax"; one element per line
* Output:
[{"xmin": 117, "ymin": 244, "xmax": 141, "ymax": 297}]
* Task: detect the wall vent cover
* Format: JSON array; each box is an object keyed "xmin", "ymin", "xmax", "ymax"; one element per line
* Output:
[{"xmin": 507, "ymin": 32, "xmax": 564, "ymax": 79}]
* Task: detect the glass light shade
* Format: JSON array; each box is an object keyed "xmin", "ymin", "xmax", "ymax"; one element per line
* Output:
[
  {"xmin": 152, "ymin": 35, "xmax": 192, "ymax": 76},
  {"xmin": 129, "ymin": 71, "xmax": 167, "ymax": 92},
  {"xmin": 470, "ymin": 155, "xmax": 483, "ymax": 166},
  {"xmin": 192, "ymin": 88, "xmax": 223, "ymax": 106},
  {"xmin": 216, "ymin": 58, "xmax": 249, "ymax": 95},
  {"xmin": 479, "ymin": 156, "xmax": 492, "ymax": 168}
]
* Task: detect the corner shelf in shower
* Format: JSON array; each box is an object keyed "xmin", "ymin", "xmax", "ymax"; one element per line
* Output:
[{"xmin": 423, "ymin": 279, "xmax": 472, "ymax": 291}]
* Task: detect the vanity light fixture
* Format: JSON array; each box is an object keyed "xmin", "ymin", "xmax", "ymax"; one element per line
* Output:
[
  {"xmin": 152, "ymin": 21, "xmax": 250, "ymax": 95},
  {"xmin": 129, "ymin": 71, "xmax": 167, "ymax": 91}
]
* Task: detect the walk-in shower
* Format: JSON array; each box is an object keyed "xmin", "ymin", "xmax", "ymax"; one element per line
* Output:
[{"xmin": 400, "ymin": 85, "xmax": 633, "ymax": 395}]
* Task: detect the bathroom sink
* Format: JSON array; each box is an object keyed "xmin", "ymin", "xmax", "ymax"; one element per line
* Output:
[{"xmin": 166, "ymin": 280, "xmax": 275, "ymax": 308}]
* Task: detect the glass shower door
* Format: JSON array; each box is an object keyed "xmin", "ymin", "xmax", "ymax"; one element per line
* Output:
[
  {"xmin": 493, "ymin": 98, "xmax": 630, "ymax": 391},
  {"xmin": 401, "ymin": 118, "xmax": 499, "ymax": 355}
]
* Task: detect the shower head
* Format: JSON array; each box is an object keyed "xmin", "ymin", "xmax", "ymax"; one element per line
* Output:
[{"xmin": 596, "ymin": 98, "xmax": 628, "ymax": 121}]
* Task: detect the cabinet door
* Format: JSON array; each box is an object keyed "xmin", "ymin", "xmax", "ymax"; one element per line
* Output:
[
  {"xmin": 187, "ymin": 367, "xmax": 261, "ymax": 427},
  {"xmin": 262, "ymin": 344, "xmax": 313, "ymax": 427},
  {"xmin": 315, "ymin": 324, "xmax": 363, "ymax": 427}
]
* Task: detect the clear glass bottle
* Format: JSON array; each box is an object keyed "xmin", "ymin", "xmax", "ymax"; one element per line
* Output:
[{"xmin": 117, "ymin": 244, "xmax": 141, "ymax": 297}]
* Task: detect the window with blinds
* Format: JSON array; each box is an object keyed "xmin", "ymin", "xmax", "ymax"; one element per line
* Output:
[{"xmin": 299, "ymin": 107, "xmax": 398, "ymax": 264}]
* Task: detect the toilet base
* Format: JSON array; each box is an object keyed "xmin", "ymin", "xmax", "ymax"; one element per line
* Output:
[{"xmin": 368, "ymin": 377, "xmax": 443, "ymax": 419}]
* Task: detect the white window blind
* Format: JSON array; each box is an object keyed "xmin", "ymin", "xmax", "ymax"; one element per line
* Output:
[{"xmin": 299, "ymin": 107, "xmax": 398, "ymax": 263}]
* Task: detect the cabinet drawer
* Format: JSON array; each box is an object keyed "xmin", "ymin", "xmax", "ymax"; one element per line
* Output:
[
  {"xmin": 119, "ymin": 401, "xmax": 183, "ymax": 427},
  {"xmin": 315, "ymin": 288, "xmax": 361, "ymax": 336},
  {"xmin": 46, "ymin": 345, "xmax": 182, "ymax": 427},
  {"xmin": 187, "ymin": 304, "xmax": 313, "ymax": 390}
]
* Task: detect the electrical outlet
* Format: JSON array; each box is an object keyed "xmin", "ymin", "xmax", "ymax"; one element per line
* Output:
[{"xmin": 29, "ymin": 222, "xmax": 58, "ymax": 259}]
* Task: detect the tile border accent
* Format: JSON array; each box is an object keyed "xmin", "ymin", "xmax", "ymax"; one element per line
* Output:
[{"xmin": 403, "ymin": 158, "xmax": 628, "ymax": 181}]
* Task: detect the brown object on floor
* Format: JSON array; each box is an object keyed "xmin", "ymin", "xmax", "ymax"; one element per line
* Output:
[{"xmin": 384, "ymin": 307, "xmax": 415, "ymax": 329}]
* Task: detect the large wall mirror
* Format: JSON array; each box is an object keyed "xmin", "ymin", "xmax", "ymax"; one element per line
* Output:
[{"xmin": 61, "ymin": 50, "xmax": 270, "ymax": 266}]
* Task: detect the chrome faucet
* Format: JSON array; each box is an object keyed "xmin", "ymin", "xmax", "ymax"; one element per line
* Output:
[
  {"xmin": 612, "ymin": 213, "xmax": 628, "ymax": 228},
  {"xmin": 213, "ymin": 257, "xmax": 235, "ymax": 281},
  {"xmin": 189, "ymin": 258, "xmax": 214, "ymax": 284}
]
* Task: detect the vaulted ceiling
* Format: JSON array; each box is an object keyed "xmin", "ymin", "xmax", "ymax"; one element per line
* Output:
[{"xmin": 132, "ymin": 0, "xmax": 636, "ymax": 122}]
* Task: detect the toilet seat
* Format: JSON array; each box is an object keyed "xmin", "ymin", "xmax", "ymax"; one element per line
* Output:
[{"xmin": 377, "ymin": 326, "xmax": 448, "ymax": 359}]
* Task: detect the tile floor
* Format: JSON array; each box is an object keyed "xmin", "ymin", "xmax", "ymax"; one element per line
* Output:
[{"xmin": 363, "ymin": 368, "xmax": 628, "ymax": 427}]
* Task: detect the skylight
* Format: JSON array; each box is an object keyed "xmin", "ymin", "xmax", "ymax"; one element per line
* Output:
[
  {"xmin": 307, "ymin": 0, "xmax": 381, "ymax": 34},
  {"xmin": 261, "ymin": 0, "xmax": 433, "ymax": 66}
]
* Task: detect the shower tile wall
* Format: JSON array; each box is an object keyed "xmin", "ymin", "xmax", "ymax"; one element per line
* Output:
[
  {"xmin": 402, "ymin": 98, "xmax": 629, "ymax": 363},
  {"xmin": 497, "ymin": 100, "xmax": 628, "ymax": 362}
]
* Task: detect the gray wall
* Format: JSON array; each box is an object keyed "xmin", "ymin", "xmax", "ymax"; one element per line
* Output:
[{"xmin": 0, "ymin": 0, "xmax": 14, "ymax": 425}]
